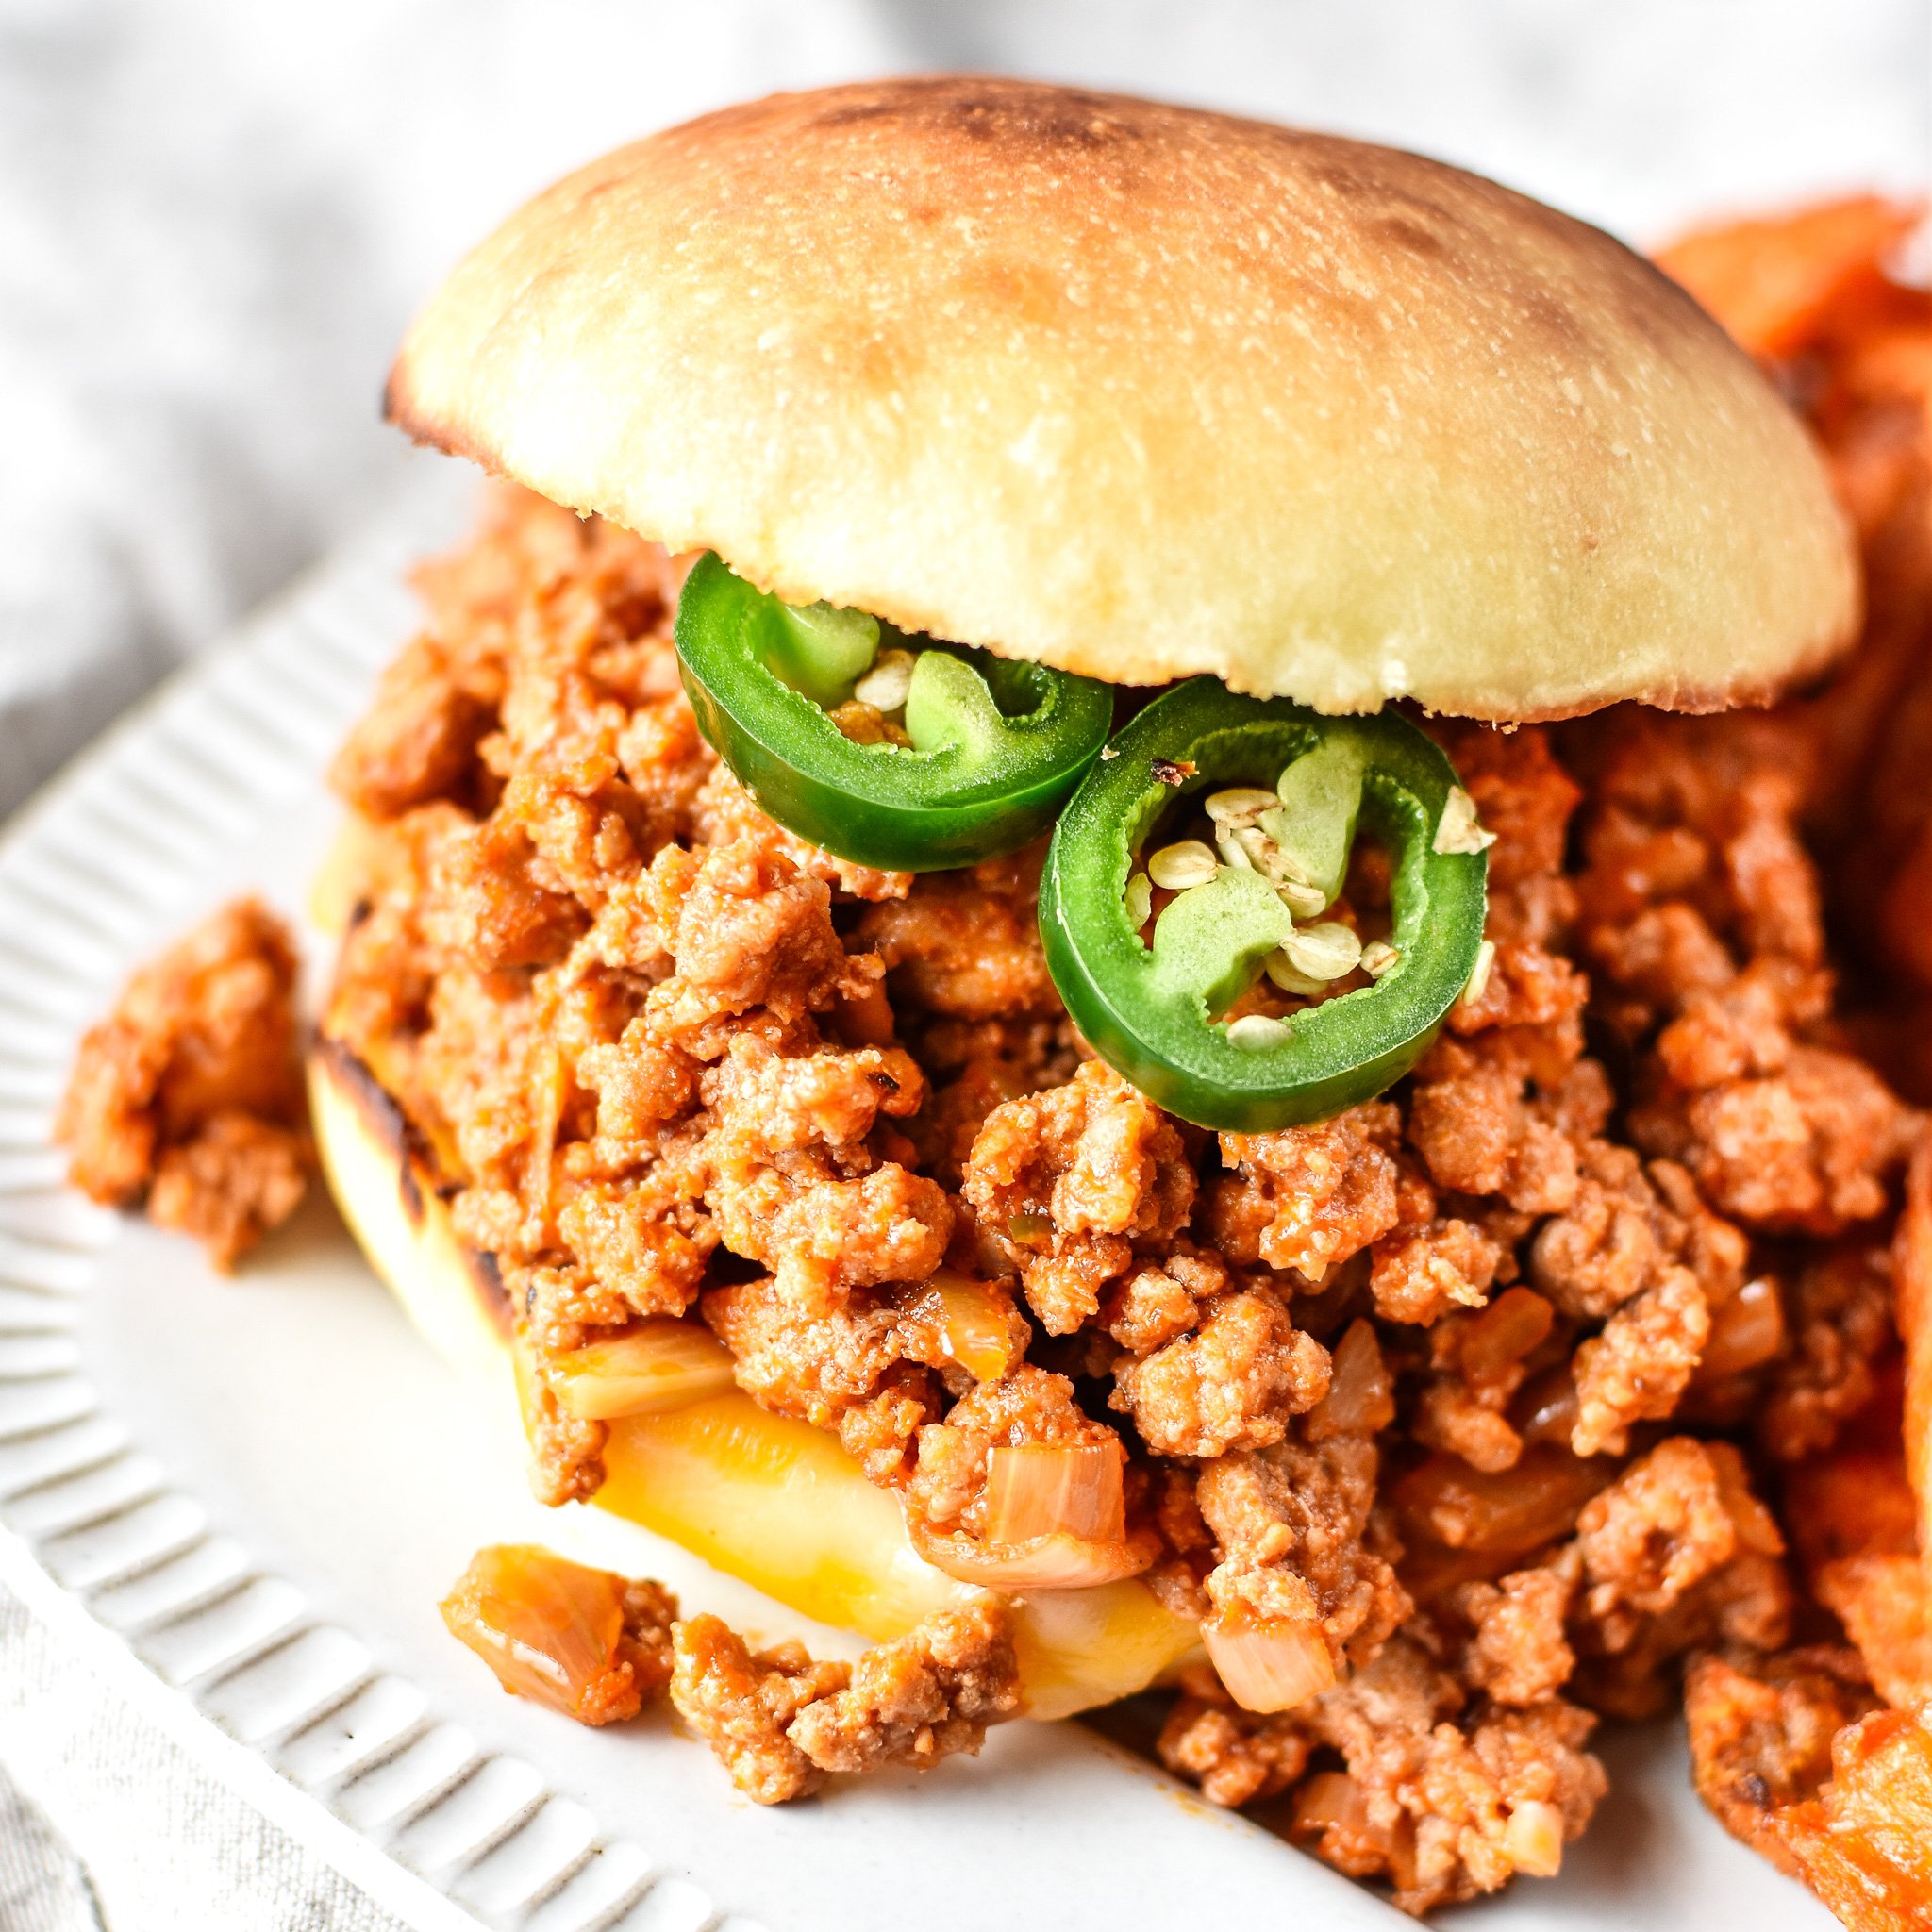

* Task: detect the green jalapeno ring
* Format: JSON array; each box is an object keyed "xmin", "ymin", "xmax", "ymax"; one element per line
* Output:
[
  {"xmin": 1039, "ymin": 677, "xmax": 1489, "ymax": 1132},
  {"xmin": 675, "ymin": 553, "xmax": 1114, "ymax": 873}
]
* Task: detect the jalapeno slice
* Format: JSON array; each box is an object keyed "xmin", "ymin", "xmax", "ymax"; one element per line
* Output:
[
  {"xmin": 675, "ymin": 554, "xmax": 1113, "ymax": 872},
  {"xmin": 1039, "ymin": 678, "xmax": 1490, "ymax": 1132}
]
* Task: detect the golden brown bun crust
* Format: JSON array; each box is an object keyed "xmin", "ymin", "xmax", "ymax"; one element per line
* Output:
[{"xmin": 389, "ymin": 76, "xmax": 1857, "ymax": 719}]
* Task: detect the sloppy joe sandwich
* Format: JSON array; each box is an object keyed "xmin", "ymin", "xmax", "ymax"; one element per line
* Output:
[{"xmin": 291, "ymin": 75, "xmax": 1932, "ymax": 1917}]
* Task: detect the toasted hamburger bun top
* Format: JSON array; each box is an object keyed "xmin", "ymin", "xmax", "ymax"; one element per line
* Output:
[{"xmin": 388, "ymin": 75, "xmax": 1857, "ymax": 721}]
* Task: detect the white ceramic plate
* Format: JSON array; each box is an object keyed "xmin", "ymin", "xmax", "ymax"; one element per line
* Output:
[{"xmin": 0, "ymin": 470, "xmax": 1837, "ymax": 1932}]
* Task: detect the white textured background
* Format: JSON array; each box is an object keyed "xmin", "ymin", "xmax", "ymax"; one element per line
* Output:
[{"xmin": 0, "ymin": 2, "xmax": 1926, "ymax": 1925}]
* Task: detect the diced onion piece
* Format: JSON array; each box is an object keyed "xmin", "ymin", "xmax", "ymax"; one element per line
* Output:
[
  {"xmin": 937, "ymin": 1287, "xmax": 1019, "ymax": 1386},
  {"xmin": 903, "ymin": 1270, "xmax": 1019, "ymax": 1383},
  {"xmin": 1698, "ymin": 1274, "xmax": 1786, "ymax": 1379},
  {"xmin": 987, "ymin": 1442, "xmax": 1125, "ymax": 1546},
  {"xmin": 925, "ymin": 1441, "xmax": 1143, "ymax": 1592},
  {"xmin": 1281, "ymin": 920, "xmax": 1362, "ymax": 983},
  {"xmin": 1505, "ymin": 1799, "xmax": 1566, "ymax": 1877},
  {"xmin": 1394, "ymin": 1444, "xmax": 1612, "ymax": 1555},
  {"xmin": 551, "ymin": 1319, "xmax": 736, "ymax": 1421},
  {"xmin": 440, "ymin": 1543, "xmax": 628, "ymax": 1721},
  {"xmin": 1147, "ymin": 840, "xmax": 1220, "ymax": 891},
  {"xmin": 1360, "ymin": 939, "xmax": 1400, "ymax": 978},
  {"xmin": 1227, "ymin": 1012, "xmax": 1293, "ymax": 1051},
  {"xmin": 1512, "ymin": 1365, "xmax": 1580, "ymax": 1447},
  {"xmin": 852, "ymin": 646, "xmax": 915, "ymax": 710},
  {"xmin": 1124, "ymin": 870, "xmax": 1154, "ymax": 930},
  {"xmin": 1306, "ymin": 1317, "xmax": 1394, "ymax": 1441},
  {"xmin": 915, "ymin": 1524, "xmax": 1157, "ymax": 1591},
  {"xmin": 1294, "ymin": 1769, "xmax": 1419, "ymax": 1892},
  {"xmin": 1203, "ymin": 1614, "xmax": 1337, "ymax": 1712},
  {"xmin": 1461, "ymin": 1285, "xmax": 1557, "ymax": 1383},
  {"xmin": 1205, "ymin": 787, "xmax": 1279, "ymax": 828},
  {"xmin": 1294, "ymin": 1768, "xmax": 1370, "ymax": 1837},
  {"xmin": 1433, "ymin": 784, "xmax": 1498, "ymax": 856}
]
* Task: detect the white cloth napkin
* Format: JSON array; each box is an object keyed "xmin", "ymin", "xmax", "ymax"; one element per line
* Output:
[
  {"xmin": 0, "ymin": 1590, "xmax": 406, "ymax": 1932},
  {"xmin": 0, "ymin": 1, "xmax": 1924, "ymax": 1924}
]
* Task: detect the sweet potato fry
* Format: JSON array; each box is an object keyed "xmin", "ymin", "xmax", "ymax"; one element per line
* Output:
[
  {"xmin": 1817, "ymin": 1555, "xmax": 1932, "ymax": 1711},
  {"xmin": 1779, "ymin": 1346, "xmax": 1932, "ymax": 1711},
  {"xmin": 1898, "ymin": 1133, "xmax": 1932, "ymax": 1568},
  {"xmin": 1781, "ymin": 1361, "xmax": 1916, "ymax": 1575},
  {"xmin": 1779, "ymin": 1705, "xmax": 1932, "ymax": 1929},
  {"xmin": 1878, "ymin": 831, "xmax": 1932, "ymax": 991},
  {"xmin": 1657, "ymin": 197, "xmax": 1922, "ymax": 359}
]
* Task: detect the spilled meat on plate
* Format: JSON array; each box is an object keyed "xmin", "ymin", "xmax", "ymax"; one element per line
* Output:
[{"xmin": 58, "ymin": 78, "xmax": 1932, "ymax": 1925}]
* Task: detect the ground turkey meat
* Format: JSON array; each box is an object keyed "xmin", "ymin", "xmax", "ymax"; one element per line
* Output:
[
  {"xmin": 704, "ymin": 1274, "xmax": 944, "ymax": 1482},
  {"xmin": 857, "ymin": 852, "xmax": 1059, "ymax": 1020},
  {"xmin": 1452, "ymin": 1564, "xmax": 1577, "ymax": 1707},
  {"xmin": 1208, "ymin": 1103, "xmax": 1402, "ymax": 1282},
  {"xmin": 1161, "ymin": 1633, "xmax": 1607, "ymax": 1915},
  {"xmin": 1407, "ymin": 1037, "xmax": 1584, "ymax": 1219},
  {"xmin": 1574, "ymin": 1440, "xmax": 1779, "ymax": 1629},
  {"xmin": 1568, "ymin": 1264, "xmax": 1710, "ymax": 1457},
  {"xmin": 273, "ymin": 452, "xmax": 1930, "ymax": 1904},
  {"xmin": 1631, "ymin": 1041, "xmax": 1918, "ymax": 1238},
  {"xmin": 1531, "ymin": 1141, "xmax": 1746, "ymax": 1321},
  {"xmin": 1196, "ymin": 1427, "xmax": 1410, "ymax": 1674},
  {"xmin": 962, "ymin": 1058, "xmax": 1194, "ymax": 1334},
  {"xmin": 1295, "ymin": 1635, "xmax": 1606, "ymax": 1913},
  {"xmin": 1757, "ymin": 1241, "xmax": 1897, "ymax": 1462},
  {"xmin": 900, "ymin": 1014, "xmax": 1080, "ymax": 1189},
  {"xmin": 669, "ymin": 1616, "xmax": 853, "ymax": 1804},
  {"xmin": 59, "ymin": 898, "xmax": 311, "ymax": 1268},
  {"xmin": 671, "ymin": 1603, "xmax": 1020, "ymax": 1803},
  {"xmin": 786, "ymin": 1601, "xmax": 1024, "ymax": 1773},
  {"xmin": 1567, "ymin": 1438, "xmax": 1794, "ymax": 1718},
  {"xmin": 1409, "ymin": 1286, "xmax": 1558, "ymax": 1474},
  {"xmin": 1110, "ymin": 1284, "xmax": 1330, "ymax": 1459},
  {"xmin": 1156, "ymin": 1663, "xmax": 1315, "ymax": 1807},
  {"xmin": 1813, "ymin": 1550, "xmax": 1932, "ymax": 1711}
]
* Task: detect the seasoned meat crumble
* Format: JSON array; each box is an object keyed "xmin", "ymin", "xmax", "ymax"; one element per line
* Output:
[
  {"xmin": 63, "ymin": 196, "xmax": 1932, "ymax": 1916},
  {"xmin": 59, "ymin": 898, "xmax": 312, "ymax": 1267},
  {"xmin": 298, "ymin": 415, "xmax": 1926, "ymax": 1898},
  {"xmin": 671, "ymin": 1600, "xmax": 1022, "ymax": 1803}
]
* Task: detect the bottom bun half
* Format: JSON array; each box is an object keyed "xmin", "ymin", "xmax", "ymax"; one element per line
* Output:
[{"xmin": 308, "ymin": 1037, "xmax": 1199, "ymax": 1721}]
